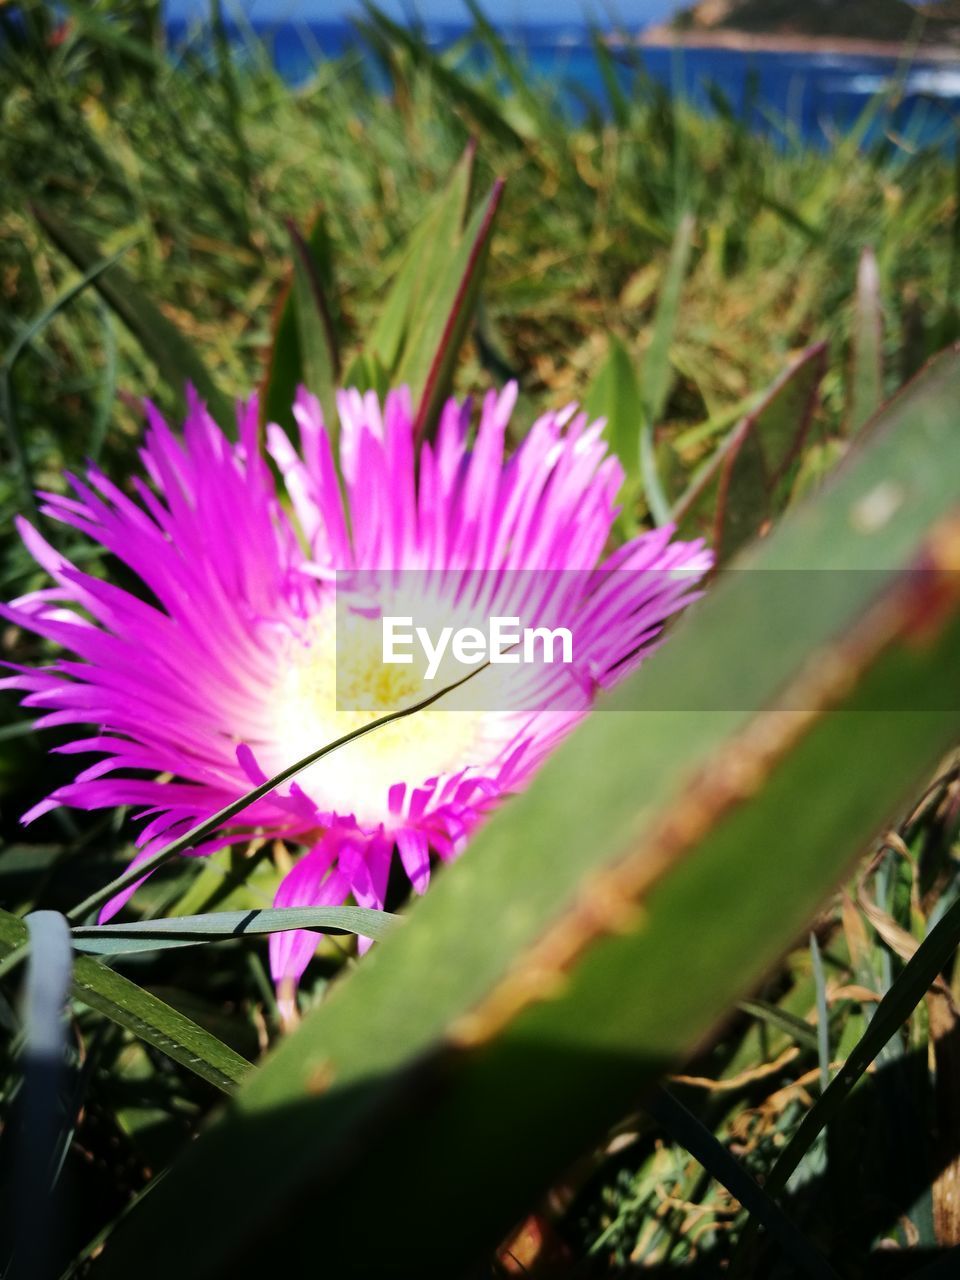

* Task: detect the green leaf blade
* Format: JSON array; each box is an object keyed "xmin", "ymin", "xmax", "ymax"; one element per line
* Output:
[
  {"xmin": 584, "ymin": 333, "xmax": 643, "ymax": 483},
  {"xmin": 368, "ymin": 142, "xmax": 477, "ymax": 378},
  {"xmin": 71, "ymin": 906, "xmax": 399, "ymax": 956},
  {"xmin": 261, "ymin": 211, "xmax": 341, "ymax": 435},
  {"xmin": 0, "ymin": 909, "xmax": 251, "ymax": 1094},
  {"xmin": 677, "ymin": 342, "xmax": 827, "ymax": 562},
  {"xmin": 411, "ymin": 178, "xmax": 504, "ymax": 440},
  {"xmin": 642, "ymin": 210, "xmax": 695, "ymax": 427}
]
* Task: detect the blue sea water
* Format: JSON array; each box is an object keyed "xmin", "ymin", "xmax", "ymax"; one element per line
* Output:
[{"xmin": 167, "ymin": 18, "xmax": 960, "ymax": 150}]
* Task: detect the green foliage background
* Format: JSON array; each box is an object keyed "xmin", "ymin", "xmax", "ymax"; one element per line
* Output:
[{"xmin": 2, "ymin": 4, "xmax": 960, "ymax": 1277}]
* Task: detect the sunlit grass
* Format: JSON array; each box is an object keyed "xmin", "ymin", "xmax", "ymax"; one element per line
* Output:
[{"xmin": 1, "ymin": 4, "xmax": 959, "ymax": 1272}]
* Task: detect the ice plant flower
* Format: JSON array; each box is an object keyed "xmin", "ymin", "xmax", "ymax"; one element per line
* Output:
[{"xmin": 2, "ymin": 384, "xmax": 711, "ymax": 997}]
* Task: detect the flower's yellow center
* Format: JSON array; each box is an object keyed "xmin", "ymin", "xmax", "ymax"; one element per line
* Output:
[{"xmin": 267, "ymin": 606, "xmax": 499, "ymax": 826}]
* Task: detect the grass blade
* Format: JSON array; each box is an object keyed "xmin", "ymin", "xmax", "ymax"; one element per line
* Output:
[
  {"xmin": 31, "ymin": 206, "xmax": 232, "ymax": 429},
  {"xmin": 1, "ymin": 245, "xmax": 134, "ymax": 371},
  {"xmin": 69, "ymin": 957, "xmax": 251, "ymax": 1093},
  {"xmin": 809, "ymin": 931, "xmax": 831, "ymax": 1094},
  {"xmin": 737, "ymin": 999, "xmax": 819, "ymax": 1052},
  {"xmin": 642, "ymin": 210, "xmax": 695, "ymax": 426},
  {"xmin": 639, "ymin": 414, "xmax": 673, "ymax": 527},
  {"xmin": 0, "ymin": 244, "xmax": 133, "ymax": 522},
  {"xmin": 261, "ymin": 210, "xmax": 340, "ymax": 435},
  {"xmin": 368, "ymin": 142, "xmax": 476, "ymax": 378},
  {"xmin": 848, "ymin": 246, "xmax": 884, "ymax": 436},
  {"xmin": 647, "ymin": 1088, "xmax": 838, "ymax": 1280},
  {"xmin": 762, "ymin": 892, "xmax": 960, "ymax": 1203},
  {"xmin": 589, "ymin": 26, "xmax": 631, "ymax": 128},
  {"xmin": 584, "ymin": 333, "xmax": 644, "ymax": 484},
  {"xmin": 463, "ymin": 0, "xmax": 570, "ymax": 154},
  {"xmin": 71, "ymin": 906, "xmax": 399, "ymax": 956},
  {"xmin": 638, "ymin": 211, "xmax": 695, "ymax": 524},
  {"xmin": 360, "ymin": 8, "xmax": 524, "ymax": 150},
  {"xmin": 69, "ymin": 956, "xmax": 251, "ymax": 1093},
  {"xmin": 0, "ymin": 910, "xmax": 250, "ymax": 1094},
  {"xmin": 411, "ymin": 178, "xmax": 504, "ymax": 441},
  {"xmin": 288, "ymin": 216, "xmax": 341, "ymax": 429}
]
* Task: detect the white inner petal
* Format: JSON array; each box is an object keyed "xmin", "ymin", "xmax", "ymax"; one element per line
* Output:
[{"xmin": 266, "ymin": 603, "xmax": 508, "ymax": 827}]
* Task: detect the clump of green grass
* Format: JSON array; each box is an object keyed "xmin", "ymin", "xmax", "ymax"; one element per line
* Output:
[{"xmin": 2, "ymin": 4, "xmax": 957, "ymax": 526}]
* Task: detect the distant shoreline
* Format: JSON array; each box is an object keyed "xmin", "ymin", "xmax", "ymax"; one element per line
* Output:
[{"xmin": 634, "ymin": 28, "xmax": 960, "ymax": 63}]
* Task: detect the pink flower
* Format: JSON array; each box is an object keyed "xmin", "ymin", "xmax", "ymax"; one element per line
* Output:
[{"xmin": 2, "ymin": 384, "xmax": 711, "ymax": 997}]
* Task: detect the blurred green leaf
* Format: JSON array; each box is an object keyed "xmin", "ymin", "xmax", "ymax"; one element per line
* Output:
[
  {"xmin": 584, "ymin": 218, "xmax": 696, "ymax": 526},
  {"xmin": 677, "ymin": 342, "xmax": 827, "ymax": 561},
  {"xmin": 369, "ymin": 142, "xmax": 477, "ymax": 388},
  {"xmin": 758, "ymin": 194, "xmax": 822, "ymax": 243},
  {"xmin": 31, "ymin": 206, "xmax": 233, "ymax": 430},
  {"xmin": 368, "ymin": 144, "xmax": 475, "ymax": 376},
  {"xmin": 589, "ymin": 26, "xmax": 631, "ymax": 129},
  {"xmin": 410, "ymin": 178, "xmax": 505, "ymax": 440},
  {"xmin": 90, "ymin": 348, "xmax": 960, "ymax": 1279},
  {"xmin": 642, "ymin": 211, "xmax": 695, "ymax": 426},
  {"xmin": 289, "ymin": 218, "xmax": 340, "ymax": 428},
  {"xmin": 0, "ymin": 243, "xmax": 133, "ymax": 523},
  {"xmin": 55, "ymin": 0, "xmax": 165, "ymax": 71},
  {"xmin": 261, "ymin": 211, "xmax": 340, "ymax": 434},
  {"xmin": 638, "ymin": 211, "xmax": 696, "ymax": 525},
  {"xmin": 1, "ymin": 245, "xmax": 133, "ymax": 372},
  {"xmin": 790, "ymin": 438, "xmax": 848, "ymax": 507},
  {"xmin": 463, "ymin": 0, "xmax": 575, "ymax": 162},
  {"xmin": 341, "ymin": 349, "xmax": 390, "ymax": 399},
  {"xmin": 584, "ymin": 333, "xmax": 643, "ymax": 484},
  {"xmin": 362, "ymin": 7, "xmax": 525, "ymax": 150},
  {"xmin": 848, "ymin": 246, "xmax": 884, "ymax": 436},
  {"xmin": 166, "ymin": 844, "xmax": 277, "ymax": 918}
]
